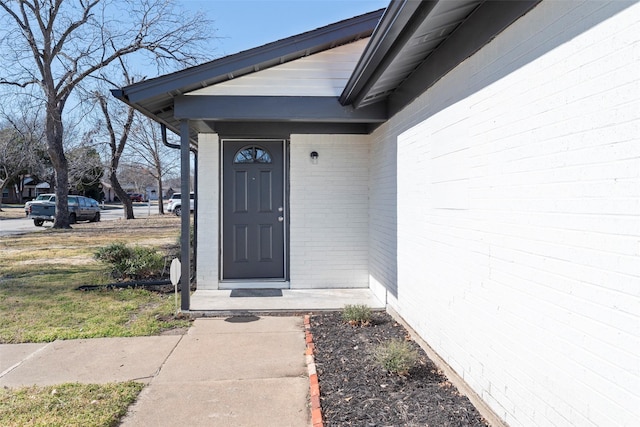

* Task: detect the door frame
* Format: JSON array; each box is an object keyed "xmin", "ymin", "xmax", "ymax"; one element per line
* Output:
[{"xmin": 219, "ymin": 138, "xmax": 289, "ymax": 288}]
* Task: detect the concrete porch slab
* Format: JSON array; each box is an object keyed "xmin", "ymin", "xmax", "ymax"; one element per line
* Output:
[{"xmin": 189, "ymin": 288, "xmax": 385, "ymax": 314}]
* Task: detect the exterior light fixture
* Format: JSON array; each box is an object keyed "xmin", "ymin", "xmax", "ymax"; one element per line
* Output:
[{"xmin": 310, "ymin": 151, "xmax": 319, "ymax": 164}]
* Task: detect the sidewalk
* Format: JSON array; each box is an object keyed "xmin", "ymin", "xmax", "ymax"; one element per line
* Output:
[{"xmin": 0, "ymin": 316, "xmax": 310, "ymax": 427}]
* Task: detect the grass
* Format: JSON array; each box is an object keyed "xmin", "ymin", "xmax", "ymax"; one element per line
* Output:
[
  {"xmin": 0, "ymin": 204, "xmax": 26, "ymax": 219},
  {"xmin": 0, "ymin": 215, "xmax": 191, "ymax": 343},
  {"xmin": 0, "ymin": 215, "xmax": 190, "ymax": 425},
  {"xmin": 0, "ymin": 382, "xmax": 144, "ymax": 427}
]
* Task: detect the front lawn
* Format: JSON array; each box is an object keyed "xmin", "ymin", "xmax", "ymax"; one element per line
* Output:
[
  {"xmin": 0, "ymin": 215, "xmax": 190, "ymax": 343},
  {"xmin": 0, "ymin": 382, "xmax": 143, "ymax": 427},
  {"xmin": 0, "ymin": 205, "xmax": 26, "ymax": 219},
  {"xmin": 0, "ymin": 216, "xmax": 191, "ymax": 425}
]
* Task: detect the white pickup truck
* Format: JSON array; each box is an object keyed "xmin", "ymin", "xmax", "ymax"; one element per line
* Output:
[
  {"xmin": 165, "ymin": 193, "xmax": 194, "ymax": 216},
  {"xmin": 24, "ymin": 193, "xmax": 55, "ymax": 216}
]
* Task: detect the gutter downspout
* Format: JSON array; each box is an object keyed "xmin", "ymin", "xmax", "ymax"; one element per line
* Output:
[{"xmin": 161, "ymin": 124, "xmax": 181, "ymax": 149}]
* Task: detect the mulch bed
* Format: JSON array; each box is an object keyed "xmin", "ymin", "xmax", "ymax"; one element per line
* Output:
[{"xmin": 310, "ymin": 311, "xmax": 489, "ymax": 426}]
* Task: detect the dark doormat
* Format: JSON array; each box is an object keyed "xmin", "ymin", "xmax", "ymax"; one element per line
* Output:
[
  {"xmin": 230, "ymin": 288, "xmax": 283, "ymax": 298},
  {"xmin": 225, "ymin": 315, "xmax": 260, "ymax": 323}
]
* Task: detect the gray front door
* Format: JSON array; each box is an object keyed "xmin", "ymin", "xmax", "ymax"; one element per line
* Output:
[{"xmin": 222, "ymin": 140, "xmax": 286, "ymax": 280}]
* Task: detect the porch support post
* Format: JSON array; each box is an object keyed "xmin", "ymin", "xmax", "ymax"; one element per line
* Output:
[{"xmin": 180, "ymin": 119, "xmax": 191, "ymax": 311}]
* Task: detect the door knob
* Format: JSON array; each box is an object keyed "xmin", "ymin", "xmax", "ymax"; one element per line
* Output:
[{"xmin": 278, "ymin": 216, "xmax": 284, "ymax": 222}]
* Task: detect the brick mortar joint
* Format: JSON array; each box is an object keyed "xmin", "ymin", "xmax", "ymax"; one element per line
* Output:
[{"xmin": 304, "ymin": 314, "xmax": 323, "ymax": 427}]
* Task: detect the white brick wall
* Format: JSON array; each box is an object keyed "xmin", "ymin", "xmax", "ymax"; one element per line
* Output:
[
  {"xmin": 196, "ymin": 133, "xmax": 219, "ymax": 289},
  {"xmin": 368, "ymin": 122, "xmax": 399, "ymax": 299},
  {"xmin": 372, "ymin": 1, "xmax": 640, "ymax": 426},
  {"xmin": 196, "ymin": 133, "xmax": 370, "ymax": 289},
  {"xmin": 289, "ymin": 134, "xmax": 370, "ymax": 288}
]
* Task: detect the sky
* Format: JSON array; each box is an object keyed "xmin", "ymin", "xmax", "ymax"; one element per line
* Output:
[
  {"xmin": 0, "ymin": 0, "xmax": 389, "ymax": 133},
  {"xmin": 180, "ymin": 0, "xmax": 389, "ymax": 58}
]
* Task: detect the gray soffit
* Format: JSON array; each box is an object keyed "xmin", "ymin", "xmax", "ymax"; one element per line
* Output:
[
  {"xmin": 341, "ymin": 0, "xmax": 541, "ymax": 113},
  {"xmin": 111, "ymin": 9, "xmax": 384, "ymax": 142}
]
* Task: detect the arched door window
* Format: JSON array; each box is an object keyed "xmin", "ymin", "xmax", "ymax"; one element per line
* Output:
[{"xmin": 233, "ymin": 146, "xmax": 272, "ymax": 164}]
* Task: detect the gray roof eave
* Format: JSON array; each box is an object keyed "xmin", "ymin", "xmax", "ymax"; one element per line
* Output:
[
  {"xmin": 111, "ymin": 0, "xmax": 545, "ymax": 146},
  {"xmin": 114, "ymin": 9, "xmax": 384, "ymax": 107},
  {"xmin": 341, "ymin": 0, "xmax": 542, "ymax": 113},
  {"xmin": 339, "ymin": 0, "xmax": 434, "ymax": 106}
]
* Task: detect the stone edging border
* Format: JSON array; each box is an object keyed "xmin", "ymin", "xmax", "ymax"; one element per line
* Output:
[{"xmin": 304, "ymin": 314, "xmax": 323, "ymax": 427}]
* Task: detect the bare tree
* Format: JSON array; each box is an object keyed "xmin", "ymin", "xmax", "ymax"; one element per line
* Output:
[
  {"xmin": 93, "ymin": 71, "xmax": 137, "ymax": 219},
  {"xmin": 117, "ymin": 163, "xmax": 156, "ymax": 193},
  {"xmin": 0, "ymin": 0, "xmax": 212, "ymax": 228},
  {"xmin": 128, "ymin": 116, "xmax": 180, "ymax": 214},
  {"xmin": 0, "ymin": 107, "xmax": 45, "ymax": 210},
  {"xmin": 67, "ymin": 145, "xmax": 103, "ymax": 198},
  {"xmin": 0, "ymin": 128, "xmax": 28, "ymax": 210}
]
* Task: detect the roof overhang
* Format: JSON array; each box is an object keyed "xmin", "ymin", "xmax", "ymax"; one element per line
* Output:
[
  {"xmin": 111, "ymin": 9, "xmax": 384, "ymax": 144},
  {"xmin": 342, "ymin": 0, "xmax": 541, "ymax": 114},
  {"xmin": 112, "ymin": 0, "xmax": 542, "ymax": 146}
]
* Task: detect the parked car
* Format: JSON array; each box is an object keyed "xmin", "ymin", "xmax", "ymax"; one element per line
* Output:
[
  {"xmin": 165, "ymin": 192, "xmax": 194, "ymax": 216},
  {"xmin": 127, "ymin": 193, "xmax": 145, "ymax": 202},
  {"xmin": 24, "ymin": 193, "xmax": 55, "ymax": 216},
  {"xmin": 28, "ymin": 195, "xmax": 101, "ymax": 226}
]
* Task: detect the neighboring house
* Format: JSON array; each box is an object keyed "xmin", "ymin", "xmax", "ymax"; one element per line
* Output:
[
  {"xmin": 113, "ymin": 1, "xmax": 639, "ymax": 426},
  {"xmin": 100, "ymin": 179, "xmax": 147, "ymax": 202},
  {"xmin": 21, "ymin": 176, "xmax": 38, "ymax": 200},
  {"xmin": 1, "ymin": 176, "xmax": 50, "ymax": 203},
  {"xmin": 30, "ymin": 182, "xmax": 51, "ymax": 201}
]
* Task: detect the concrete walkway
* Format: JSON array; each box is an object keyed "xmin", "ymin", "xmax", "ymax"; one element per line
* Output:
[{"xmin": 0, "ymin": 317, "xmax": 310, "ymax": 427}]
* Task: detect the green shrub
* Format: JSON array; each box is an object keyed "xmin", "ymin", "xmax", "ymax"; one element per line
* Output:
[
  {"xmin": 374, "ymin": 339, "xmax": 419, "ymax": 375},
  {"xmin": 342, "ymin": 304, "xmax": 372, "ymax": 326},
  {"xmin": 125, "ymin": 247, "xmax": 165, "ymax": 278},
  {"xmin": 94, "ymin": 242, "xmax": 130, "ymax": 265},
  {"xmin": 95, "ymin": 243, "xmax": 165, "ymax": 280}
]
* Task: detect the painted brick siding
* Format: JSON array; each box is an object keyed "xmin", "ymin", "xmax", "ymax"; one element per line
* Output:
[
  {"xmin": 368, "ymin": 122, "xmax": 399, "ymax": 299},
  {"xmin": 289, "ymin": 135, "xmax": 369, "ymax": 288},
  {"xmin": 372, "ymin": 1, "xmax": 640, "ymax": 426},
  {"xmin": 195, "ymin": 134, "xmax": 219, "ymax": 289}
]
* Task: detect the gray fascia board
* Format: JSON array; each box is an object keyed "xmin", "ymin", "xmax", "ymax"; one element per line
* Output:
[
  {"xmin": 174, "ymin": 95, "xmax": 387, "ymax": 123},
  {"xmin": 121, "ymin": 10, "xmax": 384, "ymax": 105},
  {"xmin": 388, "ymin": 0, "xmax": 541, "ymax": 116},
  {"xmin": 340, "ymin": 0, "xmax": 429, "ymax": 106}
]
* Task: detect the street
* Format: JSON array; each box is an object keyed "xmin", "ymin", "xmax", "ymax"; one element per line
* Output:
[{"xmin": 0, "ymin": 204, "xmax": 163, "ymax": 237}]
